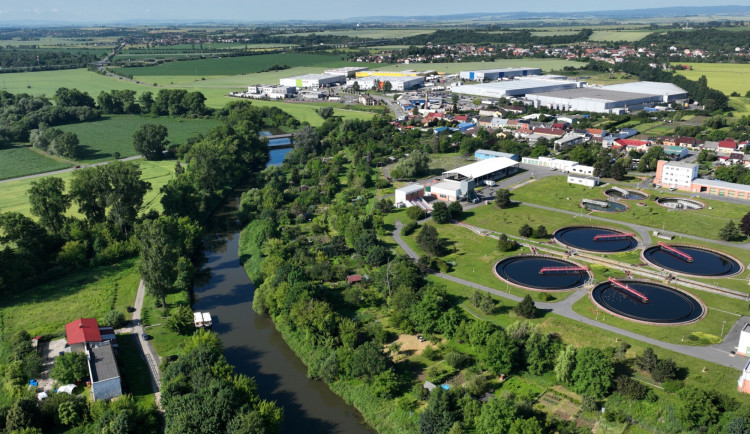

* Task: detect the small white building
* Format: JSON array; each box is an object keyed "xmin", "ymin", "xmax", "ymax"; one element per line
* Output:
[
  {"xmin": 738, "ymin": 324, "xmax": 750, "ymax": 356},
  {"xmin": 569, "ymin": 165, "xmax": 595, "ymax": 176},
  {"xmin": 522, "ymin": 156, "xmax": 579, "ymax": 172},
  {"xmin": 395, "ymin": 184, "xmax": 424, "ymax": 205},
  {"xmin": 567, "ymin": 174, "xmax": 600, "ymax": 187},
  {"xmin": 740, "ymin": 359, "xmax": 750, "ymax": 394},
  {"xmin": 430, "ymin": 180, "xmax": 463, "ymax": 202},
  {"xmin": 280, "ymin": 73, "xmax": 345, "ymax": 88}
]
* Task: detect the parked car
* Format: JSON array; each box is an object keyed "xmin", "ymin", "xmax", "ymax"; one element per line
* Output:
[{"xmin": 141, "ymin": 333, "xmax": 150, "ymax": 341}]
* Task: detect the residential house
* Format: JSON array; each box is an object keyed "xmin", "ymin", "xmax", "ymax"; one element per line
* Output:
[{"xmin": 718, "ymin": 139, "xmax": 737, "ymax": 155}]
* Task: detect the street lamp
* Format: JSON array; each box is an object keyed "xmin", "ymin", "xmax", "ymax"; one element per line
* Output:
[{"xmin": 721, "ymin": 320, "xmax": 727, "ymax": 338}]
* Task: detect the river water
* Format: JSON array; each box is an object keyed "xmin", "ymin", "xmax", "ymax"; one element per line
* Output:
[{"xmin": 192, "ymin": 148, "xmax": 372, "ymax": 433}]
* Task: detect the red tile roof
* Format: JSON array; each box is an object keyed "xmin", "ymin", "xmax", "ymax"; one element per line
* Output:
[
  {"xmin": 534, "ymin": 128, "xmax": 565, "ymax": 136},
  {"xmin": 454, "ymin": 115, "xmax": 469, "ymax": 122},
  {"xmin": 718, "ymin": 139, "xmax": 737, "ymax": 149},
  {"xmin": 347, "ymin": 275, "xmax": 362, "ymax": 284},
  {"xmin": 65, "ymin": 318, "xmax": 102, "ymax": 345},
  {"xmin": 615, "ymin": 138, "xmax": 648, "ymax": 147}
]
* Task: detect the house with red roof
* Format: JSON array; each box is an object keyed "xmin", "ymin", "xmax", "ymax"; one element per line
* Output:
[
  {"xmin": 718, "ymin": 139, "xmax": 737, "ymax": 154},
  {"xmin": 586, "ymin": 128, "xmax": 606, "ymax": 138},
  {"xmin": 65, "ymin": 318, "xmax": 102, "ymax": 352},
  {"xmin": 453, "ymin": 114, "xmax": 469, "ymax": 122},
  {"xmin": 614, "ymin": 138, "xmax": 650, "ymax": 153}
]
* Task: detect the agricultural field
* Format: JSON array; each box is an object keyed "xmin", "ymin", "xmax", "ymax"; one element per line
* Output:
[
  {"xmin": 0, "ymin": 37, "xmax": 119, "ymax": 48},
  {"xmin": 0, "ymin": 159, "xmax": 177, "ymax": 217},
  {"xmin": 113, "ymin": 53, "xmax": 354, "ymax": 81},
  {"xmin": 58, "ymin": 115, "xmax": 221, "ymax": 163},
  {"xmin": 676, "ymin": 63, "xmax": 750, "ymax": 96},
  {"xmin": 278, "ymin": 28, "xmax": 436, "ymax": 39},
  {"xmin": 0, "ymin": 68, "xmax": 145, "ymax": 97},
  {"xmin": 371, "ymin": 58, "xmax": 577, "ymax": 75},
  {"xmin": 0, "ymin": 145, "xmax": 72, "ymax": 180},
  {"xmin": 0, "ymin": 258, "xmax": 140, "ymax": 337}
]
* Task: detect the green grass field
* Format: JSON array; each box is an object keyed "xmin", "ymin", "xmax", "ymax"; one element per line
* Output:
[
  {"xmin": 0, "ymin": 68, "xmax": 146, "ymax": 97},
  {"xmin": 0, "ymin": 259, "xmax": 139, "ymax": 337},
  {"xmin": 0, "ymin": 159, "xmax": 176, "ymax": 217},
  {"xmin": 279, "ymin": 29, "xmax": 436, "ymax": 39},
  {"xmin": 57, "ymin": 115, "xmax": 221, "ymax": 163},
  {"xmin": 676, "ymin": 63, "xmax": 750, "ymax": 95},
  {"xmin": 117, "ymin": 334, "xmax": 157, "ymax": 407},
  {"xmin": 141, "ymin": 291, "xmax": 192, "ymax": 358},
  {"xmin": 509, "ymin": 176, "xmax": 748, "ymax": 241},
  {"xmin": 113, "ymin": 53, "xmax": 353, "ymax": 79},
  {"xmin": 0, "ymin": 145, "xmax": 72, "ymax": 180}
]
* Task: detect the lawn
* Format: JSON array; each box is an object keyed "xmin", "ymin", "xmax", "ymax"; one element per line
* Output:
[
  {"xmin": 0, "ymin": 145, "xmax": 72, "ymax": 180},
  {"xmin": 113, "ymin": 53, "xmax": 354, "ymax": 80},
  {"xmin": 676, "ymin": 63, "xmax": 750, "ymax": 95},
  {"xmin": 58, "ymin": 115, "xmax": 221, "ymax": 163},
  {"xmin": 0, "ymin": 259, "xmax": 140, "ymax": 337},
  {"xmin": 141, "ymin": 291, "xmax": 192, "ymax": 358},
  {"xmin": 0, "ymin": 159, "xmax": 176, "ymax": 217},
  {"xmin": 509, "ymin": 176, "xmax": 748, "ymax": 241}
]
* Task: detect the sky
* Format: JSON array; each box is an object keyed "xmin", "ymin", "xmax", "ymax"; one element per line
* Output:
[{"xmin": 0, "ymin": 1, "xmax": 749, "ymax": 23}]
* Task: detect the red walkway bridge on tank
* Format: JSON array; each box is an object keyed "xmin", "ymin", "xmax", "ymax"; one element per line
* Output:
[
  {"xmin": 607, "ymin": 277, "xmax": 649, "ymax": 303},
  {"xmin": 593, "ymin": 232, "xmax": 635, "ymax": 242},
  {"xmin": 658, "ymin": 242, "xmax": 693, "ymax": 262},
  {"xmin": 538, "ymin": 265, "xmax": 589, "ymax": 275}
]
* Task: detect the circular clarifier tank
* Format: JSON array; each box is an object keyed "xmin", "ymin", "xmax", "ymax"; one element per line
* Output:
[
  {"xmin": 553, "ymin": 226, "xmax": 638, "ymax": 253},
  {"xmin": 655, "ymin": 197, "xmax": 705, "ymax": 210},
  {"xmin": 642, "ymin": 244, "xmax": 742, "ymax": 277},
  {"xmin": 580, "ymin": 199, "xmax": 629, "ymax": 213},
  {"xmin": 493, "ymin": 255, "xmax": 590, "ymax": 291},
  {"xmin": 591, "ymin": 280, "xmax": 704, "ymax": 324},
  {"xmin": 604, "ymin": 188, "xmax": 649, "ymax": 200}
]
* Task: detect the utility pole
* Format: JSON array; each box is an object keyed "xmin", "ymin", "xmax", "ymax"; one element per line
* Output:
[{"xmin": 721, "ymin": 320, "xmax": 727, "ymax": 338}]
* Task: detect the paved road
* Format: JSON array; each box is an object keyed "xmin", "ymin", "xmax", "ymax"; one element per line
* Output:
[
  {"xmin": 0, "ymin": 155, "xmax": 143, "ymax": 184},
  {"xmin": 392, "ymin": 221, "xmax": 749, "ymax": 370},
  {"xmin": 127, "ymin": 280, "xmax": 163, "ymax": 396}
]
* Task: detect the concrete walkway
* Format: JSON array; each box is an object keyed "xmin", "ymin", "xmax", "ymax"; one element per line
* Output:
[{"xmin": 392, "ymin": 221, "xmax": 749, "ymax": 370}]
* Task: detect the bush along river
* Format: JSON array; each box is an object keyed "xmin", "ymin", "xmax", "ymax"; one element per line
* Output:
[{"xmin": 192, "ymin": 148, "xmax": 372, "ymax": 433}]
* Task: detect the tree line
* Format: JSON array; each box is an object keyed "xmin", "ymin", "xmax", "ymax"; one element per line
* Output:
[
  {"xmin": 398, "ymin": 29, "xmax": 594, "ymax": 46},
  {"xmin": 0, "ymin": 48, "xmax": 101, "ymax": 73}
]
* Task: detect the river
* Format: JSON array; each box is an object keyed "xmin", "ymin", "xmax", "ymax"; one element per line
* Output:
[{"xmin": 192, "ymin": 148, "xmax": 373, "ymax": 433}]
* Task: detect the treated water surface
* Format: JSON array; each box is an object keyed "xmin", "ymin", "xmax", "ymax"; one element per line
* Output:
[
  {"xmin": 495, "ymin": 256, "xmax": 589, "ymax": 290},
  {"xmin": 554, "ymin": 226, "xmax": 637, "ymax": 253},
  {"xmin": 592, "ymin": 281, "xmax": 703, "ymax": 323}
]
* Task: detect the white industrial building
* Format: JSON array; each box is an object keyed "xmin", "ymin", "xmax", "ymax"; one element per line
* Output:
[
  {"xmin": 459, "ymin": 67, "xmax": 541, "ymax": 81},
  {"xmin": 451, "ymin": 77, "xmax": 580, "ymax": 99},
  {"xmin": 738, "ymin": 324, "xmax": 750, "ymax": 356},
  {"xmin": 324, "ymin": 67, "xmax": 370, "ymax": 78},
  {"xmin": 522, "ymin": 156, "xmax": 579, "ymax": 172},
  {"xmin": 526, "ymin": 82, "xmax": 689, "ymax": 114},
  {"xmin": 348, "ymin": 75, "xmax": 425, "ymax": 91},
  {"xmin": 246, "ymin": 84, "xmax": 297, "ymax": 99},
  {"xmin": 395, "ymin": 184, "xmax": 425, "ymax": 205},
  {"xmin": 569, "ymin": 165, "xmax": 595, "ymax": 176},
  {"xmin": 601, "ymin": 81, "xmax": 689, "ymax": 102},
  {"xmin": 430, "ymin": 180, "xmax": 464, "ymax": 202},
  {"xmin": 443, "ymin": 157, "xmax": 520, "ymax": 184},
  {"xmin": 655, "ymin": 160, "xmax": 698, "ymax": 188},
  {"xmin": 280, "ymin": 73, "xmax": 345, "ymax": 88},
  {"xmin": 567, "ymin": 174, "xmax": 600, "ymax": 187}
]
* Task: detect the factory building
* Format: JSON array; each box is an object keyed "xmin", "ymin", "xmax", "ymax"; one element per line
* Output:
[
  {"xmin": 654, "ymin": 160, "xmax": 698, "ymax": 189},
  {"xmin": 601, "ymin": 81, "xmax": 689, "ymax": 102},
  {"xmin": 459, "ymin": 67, "xmax": 541, "ymax": 81},
  {"xmin": 474, "ymin": 149, "xmax": 519, "ymax": 161},
  {"xmin": 354, "ymin": 70, "xmax": 432, "ymax": 78},
  {"xmin": 451, "ymin": 78, "xmax": 580, "ymax": 99},
  {"xmin": 690, "ymin": 179, "xmax": 750, "ymax": 200},
  {"xmin": 348, "ymin": 75, "xmax": 425, "ymax": 91},
  {"xmin": 324, "ymin": 67, "xmax": 370, "ymax": 78},
  {"xmin": 567, "ymin": 174, "xmax": 600, "ymax": 187},
  {"xmin": 443, "ymin": 157, "xmax": 519, "ymax": 185},
  {"xmin": 527, "ymin": 88, "xmax": 665, "ymax": 114},
  {"xmin": 280, "ymin": 73, "xmax": 345, "ymax": 88},
  {"xmin": 246, "ymin": 85, "xmax": 296, "ymax": 99}
]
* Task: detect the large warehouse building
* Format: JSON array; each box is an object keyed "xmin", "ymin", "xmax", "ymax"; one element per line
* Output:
[
  {"xmin": 451, "ymin": 77, "xmax": 581, "ymax": 99},
  {"xmin": 459, "ymin": 67, "xmax": 541, "ymax": 81},
  {"xmin": 348, "ymin": 75, "xmax": 425, "ymax": 91},
  {"xmin": 280, "ymin": 73, "xmax": 345, "ymax": 88},
  {"xmin": 525, "ymin": 81, "xmax": 689, "ymax": 114}
]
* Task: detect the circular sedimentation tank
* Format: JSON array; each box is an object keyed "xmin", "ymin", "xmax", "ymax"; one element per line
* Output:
[
  {"xmin": 591, "ymin": 280, "xmax": 704, "ymax": 324},
  {"xmin": 493, "ymin": 255, "xmax": 590, "ymax": 291},
  {"xmin": 580, "ymin": 199, "xmax": 629, "ymax": 213},
  {"xmin": 553, "ymin": 226, "xmax": 638, "ymax": 253},
  {"xmin": 655, "ymin": 197, "xmax": 705, "ymax": 210},
  {"xmin": 604, "ymin": 188, "xmax": 649, "ymax": 200},
  {"xmin": 642, "ymin": 244, "xmax": 742, "ymax": 277}
]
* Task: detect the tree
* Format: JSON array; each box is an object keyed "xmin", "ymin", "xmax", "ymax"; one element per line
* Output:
[
  {"xmin": 495, "ymin": 189, "xmax": 512, "ymax": 208},
  {"xmin": 167, "ymin": 305, "xmax": 196, "ymax": 335},
  {"xmin": 133, "ymin": 123, "xmax": 169, "ymax": 160},
  {"xmin": 58, "ymin": 399, "xmax": 87, "ymax": 427},
  {"xmin": 535, "ymin": 225, "xmax": 548, "ymax": 239},
  {"xmin": 615, "ymin": 375, "xmax": 648, "ymax": 400},
  {"xmin": 719, "ymin": 220, "xmax": 742, "ymax": 241},
  {"xmin": 571, "ymin": 347, "xmax": 614, "ymax": 398},
  {"xmin": 636, "ymin": 347, "xmax": 659, "ymax": 372},
  {"xmin": 352, "ymin": 81, "xmax": 360, "ymax": 92},
  {"xmin": 317, "ymin": 106, "xmax": 334, "ymax": 119},
  {"xmin": 49, "ymin": 131, "xmax": 80, "ymax": 159},
  {"xmin": 419, "ymin": 388, "xmax": 457, "ymax": 434},
  {"xmin": 497, "ymin": 233, "xmax": 518, "ymax": 252},
  {"xmin": 482, "ymin": 330, "xmax": 519, "ymax": 375},
  {"xmin": 50, "ymin": 352, "xmax": 88, "ymax": 383},
  {"xmin": 525, "ymin": 333, "xmax": 554, "ymax": 375},
  {"xmin": 475, "ymin": 392, "xmax": 519, "ymax": 433},
  {"xmin": 677, "ymin": 386, "xmax": 722, "ymax": 429},
  {"xmin": 372, "ymin": 370, "xmax": 399, "ymax": 398},
  {"xmin": 518, "ymin": 223, "xmax": 533, "ymax": 238},
  {"xmin": 406, "ymin": 206, "xmax": 427, "ymax": 221},
  {"xmin": 5, "ymin": 398, "xmax": 40, "ymax": 432},
  {"xmin": 417, "ymin": 224, "xmax": 443, "ymax": 256},
  {"xmin": 472, "ymin": 290, "xmax": 495, "ymax": 315},
  {"xmin": 392, "ymin": 150, "xmax": 430, "ymax": 179},
  {"xmin": 293, "ymin": 125, "xmax": 321, "ymax": 155},
  {"xmin": 431, "ymin": 201, "xmax": 451, "ymax": 224},
  {"xmin": 383, "ymin": 81, "xmax": 393, "ymax": 92},
  {"xmin": 447, "ymin": 201, "xmax": 463, "ymax": 220},
  {"xmin": 514, "ymin": 295, "xmax": 537, "ymax": 319},
  {"xmin": 651, "ymin": 358, "xmax": 678, "ymax": 383},
  {"xmin": 27, "ymin": 177, "xmax": 70, "ymax": 233},
  {"xmin": 102, "ymin": 310, "xmax": 126, "ymax": 328},
  {"xmin": 554, "ymin": 345, "xmax": 577, "ymax": 385},
  {"xmin": 741, "ymin": 211, "xmax": 750, "ymax": 237}
]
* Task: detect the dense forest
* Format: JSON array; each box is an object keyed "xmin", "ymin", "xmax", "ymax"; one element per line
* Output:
[{"xmin": 642, "ymin": 29, "xmax": 750, "ymax": 53}]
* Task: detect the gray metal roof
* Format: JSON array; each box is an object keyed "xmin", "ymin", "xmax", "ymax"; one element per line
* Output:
[
  {"xmin": 529, "ymin": 87, "xmax": 654, "ymax": 102},
  {"xmin": 89, "ymin": 343, "xmax": 119, "ymax": 382},
  {"xmin": 692, "ymin": 178, "xmax": 750, "ymax": 193}
]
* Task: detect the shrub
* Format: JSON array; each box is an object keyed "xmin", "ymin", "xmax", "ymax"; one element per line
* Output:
[
  {"xmin": 615, "ymin": 375, "xmax": 648, "ymax": 400},
  {"xmin": 445, "ymin": 352, "xmax": 472, "ymax": 369},
  {"xmin": 663, "ymin": 379, "xmax": 685, "ymax": 393},
  {"xmin": 497, "ymin": 233, "xmax": 519, "ymax": 252},
  {"xmin": 518, "ymin": 224, "xmax": 533, "ymax": 238},
  {"xmin": 513, "ymin": 295, "xmax": 537, "ymax": 319},
  {"xmin": 402, "ymin": 221, "xmax": 419, "ymax": 236},
  {"xmin": 538, "ymin": 292, "xmax": 553, "ymax": 302},
  {"xmin": 426, "ymin": 365, "xmax": 457, "ymax": 384},
  {"xmin": 102, "ymin": 310, "xmax": 126, "ymax": 328},
  {"xmin": 422, "ymin": 345, "xmax": 440, "ymax": 361},
  {"xmin": 535, "ymin": 225, "xmax": 548, "ymax": 239},
  {"xmin": 406, "ymin": 206, "xmax": 427, "ymax": 221}
]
